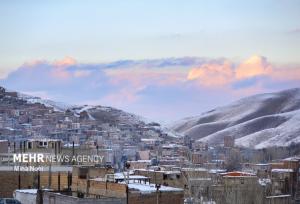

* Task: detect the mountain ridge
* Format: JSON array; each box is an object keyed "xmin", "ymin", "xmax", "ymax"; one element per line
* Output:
[{"xmin": 171, "ymin": 88, "xmax": 300, "ymax": 149}]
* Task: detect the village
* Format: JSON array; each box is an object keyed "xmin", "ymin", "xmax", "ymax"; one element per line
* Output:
[{"xmin": 0, "ymin": 87, "xmax": 299, "ymax": 204}]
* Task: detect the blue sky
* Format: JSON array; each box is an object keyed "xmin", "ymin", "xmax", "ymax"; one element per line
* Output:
[
  {"xmin": 0, "ymin": 1, "xmax": 300, "ymax": 122},
  {"xmin": 1, "ymin": 0, "xmax": 300, "ymax": 71}
]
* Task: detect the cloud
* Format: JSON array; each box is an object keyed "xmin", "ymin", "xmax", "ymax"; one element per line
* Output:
[
  {"xmin": 19, "ymin": 57, "xmax": 94, "ymax": 80},
  {"xmin": 51, "ymin": 57, "xmax": 78, "ymax": 79},
  {"xmin": 235, "ymin": 55, "xmax": 272, "ymax": 79},
  {"xmin": 50, "ymin": 67, "xmax": 71, "ymax": 79},
  {"xmin": 271, "ymin": 67, "xmax": 300, "ymax": 81},
  {"xmin": 73, "ymin": 70, "xmax": 92, "ymax": 78},
  {"xmin": 1, "ymin": 56, "xmax": 300, "ymax": 121},
  {"xmin": 187, "ymin": 55, "xmax": 299, "ymax": 89},
  {"xmin": 187, "ymin": 61, "xmax": 234, "ymax": 87},
  {"xmin": 106, "ymin": 67, "xmax": 186, "ymax": 87},
  {"xmin": 53, "ymin": 56, "xmax": 77, "ymax": 67}
]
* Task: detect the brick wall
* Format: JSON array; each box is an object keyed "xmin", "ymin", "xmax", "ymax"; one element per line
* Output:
[
  {"xmin": 0, "ymin": 171, "xmax": 34, "ymax": 197},
  {"xmin": 43, "ymin": 191, "xmax": 126, "ymax": 204},
  {"xmin": 128, "ymin": 191, "xmax": 184, "ymax": 204},
  {"xmin": 0, "ymin": 171, "xmax": 70, "ymax": 198}
]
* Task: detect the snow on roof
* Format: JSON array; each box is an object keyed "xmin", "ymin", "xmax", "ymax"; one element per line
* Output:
[
  {"xmin": 134, "ymin": 169, "xmax": 181, "ymax": 174},
  {"xmin": 182, "ymin": 167, "xmax": 208, "ymax": 172},
  {"xmin": 283, "ymin": 156, "xmax": 300, "ymax": 161},
  {"xmin": 254, "ymin": 163, "xmax": 270, "ymax": 166},
  {"xmin": 128, "ymin": 183, "xmax": 183, "ymax": 194},
  {"xmin": 15, "ymin": 189, "xmax": 38, "ymax": 194},
  {"xmin": 5, "ymin": 127, "xmax": 15, "ymax": 131},
  {"xmin": 266, "ymin": 194, "xmax": 291, "ymax": 198},
  {"xmin": 141, "ymin": 138, "xmax": 159, "ymax": 142},
  {"xmin": 258, "ymin": 178, "xmax": 271, "ymax": 186},
  {"xmin": 128, "ymin": 160, "xmax": 151, "ymax": 163},
  {"xmin": 117, "ymin": 175, "xmax": 149, "ymax": 180},
  {"xmin": 27, "ymin": 138, "xmax": 62, "ymax": 142},
  {"xmin": 113, "ymin": 172, "xmax": 148, "ymax": 180},
  {"xmin": 209, "ymin": 169, "xmax": 227, "ymax": 174},
  {"xmin": 162, "ymin": 144, "xmax": 182, "ymax": 149},
  {"xmin": 271, "ymin": 168, "xmax": 294, "ymax": 173},
  {"xmin": 63, "ymin": 143, "xmax": 80, "ymax": 147}
]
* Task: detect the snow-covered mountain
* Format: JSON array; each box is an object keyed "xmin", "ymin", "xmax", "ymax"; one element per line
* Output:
[{"xmin": 171, "ymin": 88, "xmax": 300, "ymax": 149}]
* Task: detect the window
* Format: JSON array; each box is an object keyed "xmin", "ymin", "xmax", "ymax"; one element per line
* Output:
[
  {"xmin": 28, "ymin": 142, "xmax": 32, "ymax": 149},
  {"xmin": 79, "ymin": 167, "xmax": 88, "ymax": 179}
]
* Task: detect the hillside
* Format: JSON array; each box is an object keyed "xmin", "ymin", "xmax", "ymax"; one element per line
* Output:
[
  {"xmin": 171, "ymin": 88, "xmax": 300, "ymax": 149},
  {"xmin": 0, "ymin": 86, "xmax": 180, "ymax": 142}
]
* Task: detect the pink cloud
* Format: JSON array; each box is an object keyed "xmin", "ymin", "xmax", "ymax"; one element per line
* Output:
[
  {"xmin": 235, "ymin": 55, "xmax": 272, "ymax": 79},
  {"xmin": 50, "ymin": 68, "xmax": 71, "ymax": 79},
  {"xmin": 23, "ymin": 59, "xmax": 47, "ymax": 67},
  {"xmin": 18, "ymin": 57, "xmax": 77, "ymax": 80},
  {"xmin": 53, "ymin": 56, "xmax": 77, "ymax": 67},
  {"xmin": 271, "ymin": 67, "xmax": 300, "ymax": 81},
  {"xmin": 103, "ymin": 56, "xmax": 300, "ymax": 104},
  {"xmin": 106, "ymin": 67, "xmax": 186, "ymax": 87},
  {"xmin": 50, "ymin": 56, "xmax": 78, "ymax": 79},
  {"xmin": 187, "ymin": 61, "xmax": 234, "ymax": 87},
  {"xmin": 186, "ymin": 55, "xmax": 300, "ymax": 89},
  {"xmin": 104, "ymin": 68, "xmax": 186, "ymax": 104}
]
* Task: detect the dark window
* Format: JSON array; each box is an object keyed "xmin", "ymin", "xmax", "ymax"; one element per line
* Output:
[
  {"xmin": 241, "ymin": 178, "xmax": 244, "ymax": 184},
  {"xmin": 78, "ymin": 167, "xmax": 88, "ymax": 179}
]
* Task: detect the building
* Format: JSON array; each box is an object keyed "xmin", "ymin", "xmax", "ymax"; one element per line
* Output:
[{"xmin": 224, "ymin": 136, "xmax": 235, "ymax": 148}]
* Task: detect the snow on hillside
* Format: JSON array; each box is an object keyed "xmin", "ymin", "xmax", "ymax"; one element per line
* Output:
[
  {"xmin": 17, "ymin": 92, "xmax": 73, "ymax": 111},
  {"xmin": 171, "ymin": 88, "xmax": 300, "ymax": 149}
]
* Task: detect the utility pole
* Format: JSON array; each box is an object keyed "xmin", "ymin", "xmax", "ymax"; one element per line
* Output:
[{"xmin": 156, "ymin": 184, "xmax": 161, "ymax": 204}]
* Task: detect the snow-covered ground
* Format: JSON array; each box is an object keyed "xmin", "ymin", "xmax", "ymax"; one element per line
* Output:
[
  {"xmin": 171, "ymin": 88, "xmax": 300, "ymax": 149},
  {"xmin": 18, "ymin": 92, "xmax": 73, "ymax": 112}
]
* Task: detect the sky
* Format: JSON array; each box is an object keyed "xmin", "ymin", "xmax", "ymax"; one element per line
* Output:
[{"xmin": 0, "ymin": 1, "xmax": 300, "ymax": 122}]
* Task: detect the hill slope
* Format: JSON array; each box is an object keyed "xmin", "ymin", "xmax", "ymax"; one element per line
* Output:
[
  {"xmin": 171, "ymin": 88, "xmax": 300, "ymax": 149},
  {"xmin": 0, "ymin": 86, "xmax": 180, "ymax": 140}
]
